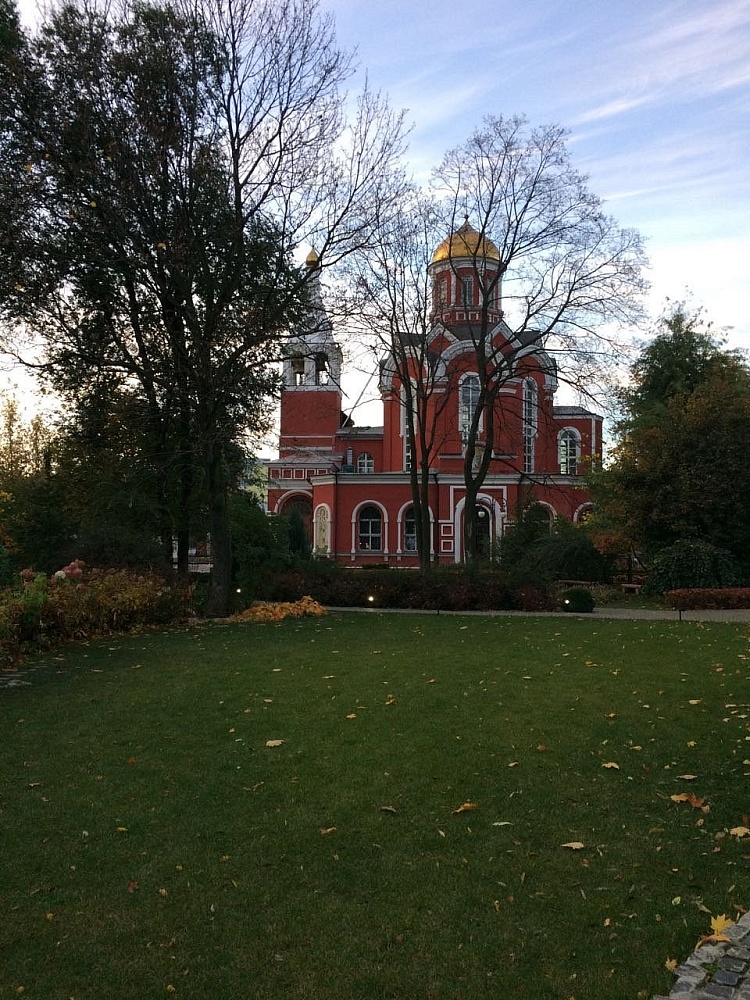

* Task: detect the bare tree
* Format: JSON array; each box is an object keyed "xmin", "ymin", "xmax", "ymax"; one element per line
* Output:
[
  {"xmin": 346, "ymin": 193, "xmax": 456, "ymax": 571},
  {"xmin": 431, "ymin": 115, "xmax": 648, "ymax": 565}
]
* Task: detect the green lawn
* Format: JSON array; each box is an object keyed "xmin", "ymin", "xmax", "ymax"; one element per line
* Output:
[{"xmin": 1, "ymin": 612, "xmax": 749, "ymax": 1000}]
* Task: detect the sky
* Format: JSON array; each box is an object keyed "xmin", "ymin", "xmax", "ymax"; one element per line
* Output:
[
  {"xmin": 326, "ymin": 0, "xmax": 749, "ymax": 340},
  {"xmin": 10, "ymin": 0, "xmax": 750, "ymax": 429}
]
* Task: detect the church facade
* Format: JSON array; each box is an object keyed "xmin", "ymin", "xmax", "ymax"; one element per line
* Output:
[{"xmin": 266, "ymin": 222, "xmax": 602, "ymax": 564}]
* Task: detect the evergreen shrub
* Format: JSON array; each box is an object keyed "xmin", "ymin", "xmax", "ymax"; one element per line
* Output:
[
  {"xmin": 559, "ymin": 587, "xmax": 595, "ymax": 613},
  {"xmin": 645, "ymin": 540, "xmax": 742, "ymax": 594}
]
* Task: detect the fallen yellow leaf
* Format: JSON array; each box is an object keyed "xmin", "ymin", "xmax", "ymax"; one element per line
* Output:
[
  {"xmin": 265, "ymin": 739, "xmax": 284, "ymax": 748},
  {"xmin": 346, "ymin": 713, "xmax": 357, "ymax": 720},
  {"xmin": 602, "ymin": 762, "xmax": 620, "ymax": 769},
  {"xmin": 561, "ymin": 841, "xmax": 585, "ymax": 850},
  {"xmin": 697, "ymin": 913, "xmax": 735, "ymax": 947},
  {"xmin": 319, "ymin": 827, "xmax": 336, "ymax": 835},
  {"xmin": 678, "ymin": 774, "xmax": 697, "ymax": 781},
  {"xmin": 729, "ymin": 826, "xmax": 750, "ymax": 838},
  {"xmin": 452, "ymin": 801, "xmax": 479, "ymax": 815},
  {"xmin": 712, "ymin": 914, "xmax": 734, "ymax": 935},
  {"xmin": 665, "ymin": 958, "xmax": 677, "ymax": 973}
]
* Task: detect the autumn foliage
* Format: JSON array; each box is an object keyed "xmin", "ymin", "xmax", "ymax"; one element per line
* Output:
[
  {"xmin": 0, "ymin": 562, "xmax": 190, "ymax": 664},
  {"xmin": 234, "ymin": 596, "xmax": 326, "ymax": 623}
]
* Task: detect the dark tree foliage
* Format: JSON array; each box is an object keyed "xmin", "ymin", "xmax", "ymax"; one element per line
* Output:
[
  {"xmin": 2, "ymin": 0, "xmax": 407, "ymax": 613},
  {"xmin": 590, "ymin": 305, "xmax": 750, "ymax": 573}
]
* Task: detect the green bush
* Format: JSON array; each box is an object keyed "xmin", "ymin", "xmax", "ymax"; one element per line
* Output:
[
  {"xmin": 501, "ymin": 508, "xmax": 610, "ymax": 584},
  {"xmin": 230, "ymin": 495, "xmax": 292, "ymax": 600},
  {"xmin": 559, "ymin": 587, "xmax": 595, "ymax": 613},
  {"xmin": 644, "ymin": 540, "xmax": 742, "ymax": 594}
]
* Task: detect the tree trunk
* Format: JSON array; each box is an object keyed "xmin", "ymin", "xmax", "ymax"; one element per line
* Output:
[
  {"xmin": 204, "ymin": 441, "xmax": 233, "ymax": 617},
  {"xmin": 463, "ymin": 480, "xmax": 480, "ymax": 572}
]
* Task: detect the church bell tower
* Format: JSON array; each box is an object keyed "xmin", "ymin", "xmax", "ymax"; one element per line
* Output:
[{"xmin": 279, "ymin": 250, "xmax": 344, "ymax": 455}]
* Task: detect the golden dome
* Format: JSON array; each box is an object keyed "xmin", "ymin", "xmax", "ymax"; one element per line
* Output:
[
  {"xmin": 305, "ymin": 247, "xmax": 320, "ymax": 268},
  {"xmin": 431, "ymin": 219, "xmax": 500, "ymax": 264}
]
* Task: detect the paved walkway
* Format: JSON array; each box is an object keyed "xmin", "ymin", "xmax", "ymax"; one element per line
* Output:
[{"xmin": 329, "ymin": 605, "xmax": 750, "ymax": 623}]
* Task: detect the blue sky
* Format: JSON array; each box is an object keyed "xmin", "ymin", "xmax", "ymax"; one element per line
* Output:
[
  {"xmin": 327, "ymin": 0, "xmax": 750, "ymax": 351},
  {"xmin": 12, "ymin": 0, "xmax": 750, "ymax": 426}
]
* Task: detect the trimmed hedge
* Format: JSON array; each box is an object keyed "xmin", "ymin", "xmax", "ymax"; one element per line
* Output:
[
  {"xmin": 258, "ymin": 567, "xmax": 556, "ymax": 613},
  {"xmin": 666, "ymin": 588, "xmax": 750, "ymax": 611}
]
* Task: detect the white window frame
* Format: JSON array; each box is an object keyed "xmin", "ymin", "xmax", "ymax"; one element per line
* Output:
[
  {"xmin": 558, "ymin": 428, "xmax": 581, "ymax": 475},
  {"xmin": 403, "ymin": 508, "xmax": 417, "ymax": 553},
  {"xmin": 459, "ymin": 373, "xmax": 481, "ymax": 445},
  {"xmin": 357, "ymin": 452, "xmax": 375, "ymax": 474},
  {"xmin": 522, "ymin": 378, "xmax": 537, "ymax": 474},
  {"xmin": 357, "ymin": 505, "xmax": 383, "ymax": 551}
]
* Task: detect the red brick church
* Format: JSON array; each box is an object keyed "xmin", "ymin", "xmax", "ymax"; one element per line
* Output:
[{"xmin": 266, "ymin": 222, "xmax": 601, "ymax": 564}]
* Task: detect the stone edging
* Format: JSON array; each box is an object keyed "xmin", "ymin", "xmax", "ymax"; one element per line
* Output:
[{"xmin": 653, "ymin": 911, "xmax": 750, "ymax": 999}]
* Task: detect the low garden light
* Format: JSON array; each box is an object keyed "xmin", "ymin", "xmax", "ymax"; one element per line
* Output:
[{"xmin": 368, "ymin": 595, "xmax": 375, "ymax": 604}]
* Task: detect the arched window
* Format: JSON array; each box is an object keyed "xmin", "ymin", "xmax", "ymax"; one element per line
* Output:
[
  {"xmin": 460, "ymin": 374, "xmax": 481, "ymax": 443},
  {"xmin": 558, "ymin": 429, "xmax": 580, "ymax": 475},
  {"xmin": 403, "ymin": 508, "xmax": 417, "ymax": 552},
  {"xmin": 358, "ymin": 506, "xmax": 382, "ymax": 551},
  {"xmin": 522, "ymin": 378, "xmax": 537, "ymax": 473},
  {"xmin": 357, "ymin": 452, "xmax": 374, "ymax": 473}
]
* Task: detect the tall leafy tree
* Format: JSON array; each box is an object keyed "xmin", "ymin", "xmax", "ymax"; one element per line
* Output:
[
  {"xmin": 589, "ymin": 305, "xmax": 750, "ymax": 570},
  {"xmin": 3, "ymin": 0, "xmax": 408, "ymax": 613}
]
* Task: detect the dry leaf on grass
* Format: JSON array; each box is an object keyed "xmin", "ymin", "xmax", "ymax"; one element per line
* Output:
[
  {"xmin": 265, "ymin": 739, "xmax": 285, "ymax": 748},
  {"xmin": 697, "ymin": 914, "xmax": 734, "ymax": 947},
  {"xmin": 602, "ymin": 762, "xmax": 620, "ymax": 769},
  {"xmin": 380, "ymin": 805, "xmax": 397, "ymax": 814},
  {"xmin": 561, "ymin": 841, "xmax": 585, "ymax": 850},
  {"xmin": 452, "ymin": 801, "xmax": 479, "ymax": 815},
  {"xmin": 319, "ymin": 827, "xmax": 336, "ymax": 836},
  {"xmin": 729, "ymin": 826, "xmax": 750, "ymax": 838},
  {"xmin": 664, "ymin": 958, "xmax": 678, "ymax": 973},
  {"xmin": 670, "ymin": 792, "xmax": 708, "ymax": 811}
]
